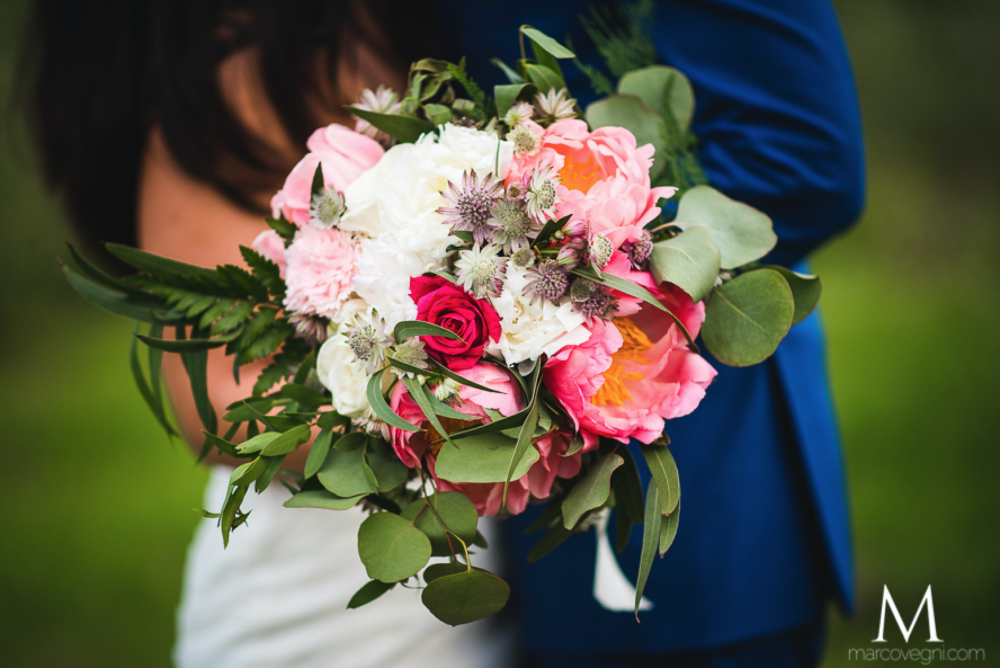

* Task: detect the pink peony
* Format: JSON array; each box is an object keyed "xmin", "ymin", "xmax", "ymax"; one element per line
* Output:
[
  {"xmin": 409, "ymin": 275, "xmax": 502, "ymax": 371},
  {"xmin": 270, "ymin": 124, "xmax": 384, "ymax": 227},
  {"xmin": 543, "ymin": 285, "xmax": 717, "ymax": 447},
  {"xmin": 389, "ymin": 363, "xmax": 582, "ymax": 516},
  {"xmin": 507, "ymin": 119, "xmax": 675, "ymax": 251},
  {"xmin": 282, "ymin": 226, "xmax": 357, "ymax": 319},
  {"xmin": 250, "ymin": 230, "xmax": 286, "ymax": 273}
]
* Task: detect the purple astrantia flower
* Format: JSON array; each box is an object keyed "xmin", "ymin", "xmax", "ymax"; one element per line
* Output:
[
  {"xmin": 588, "ymin": 234, "xmax": 614, "ymax": 269},
  {"xmin": 506, "ymin": 124, "xmax": 542, "ymax": 156},
  {"xmin": 454, "ymin": 243, "xmax": 506, "ymax": 299},
  {"xmin": 570, "ymin": 279, "xmax": 617, "ymax": 321},
  {"xmin": 535, "ymin": 88, "xmax": 577, "ymax": 121},
  {"xmin": 621, "ymin": 229, "xmax": 654, "ymax": 269},
  {"xmin": 437, "ymin": 171, "xmax": 504, "ymax": 245},
  {"xmin": 524, "ymin": 260, "xmax": 570, "ymax": 305},
  {"xmin": 344, "ymin": 311, "xmax": 393, "ymax": 373},
  {"xmin": 488, "ymin": 197, "xmax": 535, "ymax": 253}
]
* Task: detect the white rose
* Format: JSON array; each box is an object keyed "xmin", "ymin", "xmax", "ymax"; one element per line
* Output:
[
  {"xmin": 316, "ymin": 333, "xmax": 372, "ymax": 418},
  {"xmin": 486, "ymin": 264, "xmax": 591, "ymax": 366}
]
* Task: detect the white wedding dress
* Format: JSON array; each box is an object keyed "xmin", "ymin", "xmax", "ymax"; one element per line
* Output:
[{"xmin": 174, "ymin": 466, "xmax": 514, "ymax": 668}]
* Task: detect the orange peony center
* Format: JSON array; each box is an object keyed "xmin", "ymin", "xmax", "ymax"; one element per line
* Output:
[
  {"xmin": 558, "ymin": 150, "xmax": 603, "ymax": 194},
  {"xmin": 591, "ymin": 317, "xmax": 654, "ymax": 407}
]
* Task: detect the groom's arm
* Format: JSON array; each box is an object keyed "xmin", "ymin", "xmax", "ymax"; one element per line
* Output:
[{"xmin": 652, "ymin": 0, "xmax": 866, "ymax": 266}]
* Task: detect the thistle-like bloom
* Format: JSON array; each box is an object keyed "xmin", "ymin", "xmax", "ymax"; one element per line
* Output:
[
  {"xmin": 503, "ymin": 101, "xmax": 534, "ymax": 127},
  {"xmin": 556, "ymin": 240, "xmax": 584, "ymax": 268},
  {"xmin": 356, "ymin": 406, "xmax": 391, "ymax": 440},
  {"xmin": 354, "ymin": 85, "xmax": 402, "ymax": 144},
  {"xmin": 454, "ymin": 243, "xmax": 506, "ymax": 299},
  {"xmin": 622, "ymin": 230, "xmax": 654, "ymax": 269},
  {"xmin": 433, "ymin": 377, "xmax": 462, "ymax": 403},
  {"xmin": 438, "ymin": 171, "xmax": 504, "ymax": 245},
  {"xmin": 506, "ymin": 124, "xmax": 542, "ymax": 156},
  {"xmin": 570, "ymin": 279, "xmax": 617, "ymax": 320},
  {"xmin": 288, "ymin": 312, "xmax": 331, "ymax": 347},
  {"xmin": 535, "ymin": 88, "xmax": 577, "ymax": 120},
  {"xmin": 524, "ymin": 260, "xmax": 570, "ymax": 305},
  {"xmin": 510, "ymin": 247, "xmax": 536, "ymax": 268},
  {"xmin": 524, "ymin": 166, "xmax": 560, "ymax": 221},
  {"xmin": 389, "ymin": 339, "xmax": 430, "ymax": 378},
  {"xmin": 308, "ymin": 187, "xmax": 346, "ymax": 230},
  {"xmin": 588, "ymin": 234, "xmax": 614, "ymax": 269},
  {"xmin": 343, "ymin": 311, "xmax": 393, "ymax": 373},
  {"xmin": 488, "ymin": 197, "xmax": 535, "ymax": 253}
]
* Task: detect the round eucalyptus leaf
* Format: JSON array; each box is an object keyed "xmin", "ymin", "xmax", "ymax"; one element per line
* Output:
[
  {"xmin": 402, "ymin": 493, "xmax": 479, "ymax": 556},
  {"xmin": 358, "ymin": 513, "xmax": 432, "ymax": 583},
  {"xmin": 617, "ymin": 65, "xmax": 695, "ymax": 132},
  {"xmin": 751, "ymin": 266, "xmax": 822, "ymax": 325},
  {"xmin": 702, "ymin": 269, "xmax": 794, "ymax": 367},
  {"xmin": 421, "ymin": 569, "xmax": 511, "ymax": 626},
  {"xmin": 423, "ymin": 562, "xmax": 468, "ymax": 583},
  {"xmin": 649, "ymin": 226, "xmax": 721, "ymax": 303},
  {"xmin": 674, "ymin": 186, "xmax": 777, "ymax": 269}
]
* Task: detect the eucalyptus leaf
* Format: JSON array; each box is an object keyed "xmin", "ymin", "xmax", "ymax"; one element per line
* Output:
[
  {"xmin": 617, "ymin": 66, "xmax": 695, "ymax": 132},
  {"xmin": 403, "ymin": 376, "xmax": 456, "ymax": 446},
  {"xmin": 673, "ymin": 186, "xmax": 777, "ymax": 269},
  {"xmin": 435, "ymin": 432, "xmax": 540, "ymax": 484},
  {"xmin": 424, "ymin": 562, "xmax": 467, "ymax": 583},
  {"xmin": 358, "ymin": 513, "xmax": 432, "ymax": 583},
  {"xmin": 280, "ymin": 382, "xmax": 329, "ymax": 406},
  {"xmin": 521, "ymin": 26, "xmax": 576, "ymax": 59},
  {"xmin": 649, "ymin": 226, "xmax": 721, "ymax": 303},
  {"xmin": 562, "ymin": 453, "xmax": 623, "ymax": 529},
  {"xmin": 223, "ymin": 398, "xmax": 274, "ymax": 423},
  {"xmin": 495, "ymin": 83, "xmax": 536, "ymax": 118},
  {"xmin": 613, "ymin": 446, "xmax": 645, "ymax": 524},
  {"xmin": 255, "ymin": 454, "xmax": 285, "ymax": 493},
  {"xmin": 659, "ymin": 501, "xmax": 681, "ymax": 557},
  {"xmin": 641, "ymin": 444, "xmax": 680, "ymax": 516},
  {"xmin": 346, "ymin": 107, "xmax": 435, "ymax": 143},
  {"xmin": 259, "ymin": 423, "xmax": 312, "ymax": 456},
  {"xmin": 393, "ymin": 320, "xmax": 464, "ymax": 344},
  {"xmin": 702, "ymin": 269, "xmax": 794, "ymax": 367},
  {"xmin": 347, "ymin": 580, "xmax": 395, "ymax": 609},
  {"xmin": 283, "ymin": 490, "xmax": 365, "ymax": 511},
  {"xmin": 421, "ymin": 569, "xmax": 510, "ymax": 626},
  {"xmin": 234, "ymin": 431, "xmax": 281, "ymax": 454},
  {"xmin": 430, "ymin": 360, "xmax": 500, "ymax": 393},
  {"xmin": 402, "ymin": 493, "xmax": 479, "ymax": 556},
  {"xmin": 365, "ymin": 439, "xmax": 409, "ymax": 492},
  {"xmin": 635, "ymin": 478, "xmax": 662, "ymax": 616},
  {"xmin": 751, "ymin": 266, "xmax": 822, "ymax": 326},
  {"xmin": 366, "ymin": 369, "xmax": 418, "ymax": 432},
  {"xmin": 303, "ymin": 429, "xmax": 333, "ymax": 478},
  {"xmin": 317, "ymin": 444, "xmax": 378, "ymax": 497},
  {"xmin": 201, "ymin": 430, "xmax": 241, "ymax": 458},
  {"xmin": 230, "ymin": 457, "xmax": 269, "ymax": 486},
  {"xmin": 525, "ymin": 63, "xmax": 565, "ymax": 94},
  {"xmin": 491, "ymin": 57, "xmax": 525, "ymax": 84}
]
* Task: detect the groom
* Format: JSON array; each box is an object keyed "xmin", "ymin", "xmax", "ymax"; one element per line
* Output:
[{"xmin": 440, "ymin": 0, "xmax": 864, "ymax": 665}]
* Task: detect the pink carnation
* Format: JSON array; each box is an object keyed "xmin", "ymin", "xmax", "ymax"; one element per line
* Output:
[
  {"xmin": 508, "ymin": 119, "xmax": 675, "ymax": 251},
  {"xmin": 270, "ymin": 124, "xmax": 384, "ymax": 227},
  {"xmin": 389, "ymin": 363, "xmax": 581, "ymax": 516},
  {"xmin": 250, "ymin": 230, "xmax": 286, "ymax": 273},
  {"xmin": 282, "ymin": 226, "xmax": 357, "ymax": 319},
  {"xmin": 544, "ymin": 285, "xmax": 717, "ymax": 447}
]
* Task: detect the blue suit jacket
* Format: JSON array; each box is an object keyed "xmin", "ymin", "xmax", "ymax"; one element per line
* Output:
[{"xmin": 441, "ymin": 0, "xmax": 865, "ymax": 653}]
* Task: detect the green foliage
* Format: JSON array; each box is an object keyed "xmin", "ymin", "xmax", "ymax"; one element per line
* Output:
[
  {"xmin": 702, "ymin": 269, "xmax": 796, "ymax": 367},
  {"xmin": 357, "ymin": 513, "xmax": 432, "ymax": 583},
  {"xmin": 347, "ymin": 106, "xmax": 435, "ymax": 143},
  {"xmin": 649, "ymin": 226, "xmax": 721, "ymax": 303},
  {"xmin": 304, "ymin": 429, "xmax": 333, "ymax": 479},
  {"xmin": 672, "ymin": 186, "xmax": 777, "ymax": 270},
  {"xmin": 641, "ymin": 444, "xmax": 680, "ymax": 516},
  {"xmin": 618, "ymin": 66, "xmax": 695, "ymax": 133},
  {"xmin": 317, "ymin": 443, "xmax": 378, "ymax": 498},
  {"xmin": 659, "ymin": 501, "xmax": 680, "ymax": 557},
  {"xmin": 582, "ymin": 0, "xmax": 658, "ymax": 78},
  {"xmin": 562, "ymin": 453, "xmax": 623, "ymax": 529},
  {"xmin": 347, "ymin": 580, "xmax": 395, "ymax": 609},
  {"xmin": 751, "ymin": 266, "xmax": 822, "ymax": 325},
  {"xmin": 283, "ymin": 490, "xmax": 365, "ymax": 511},
  {"xmin": 421, "ymin": 568, "xmax": 510, "ymax": 626},
  {"xmin": 435, "ymin": 432, "xmax": 540, "ymax": 484},
  {"xmin": 635, "ymin": 477, "xmax": 662, "ymax": 617},
  {"xmin": 393, "ymin": 320, "xmax": 463, "ymax": 344},
  {"xmin": 402, "ymin": 493, "xmax": 479, "ymax": 557}
]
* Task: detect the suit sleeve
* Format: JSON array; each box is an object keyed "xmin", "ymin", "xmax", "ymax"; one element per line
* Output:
[{"xmin": 652, "ymin": 0, "xmax": 866, "ymax": 266}]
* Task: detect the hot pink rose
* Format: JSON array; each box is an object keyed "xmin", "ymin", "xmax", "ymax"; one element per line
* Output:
[
  {"xmin": 544, "ymin": 285, "xmax": 717, "ymax": 446},
  {"xmin": 282, "ymin": 226, "xmax": 357, "ymax": 319},
  {"xmin": 409, "ymin": 275, "xmax": 501, "ymax": 371},
  {"xmin": 270, "ymin": 124, "xmax": 384, "ymax": 227},
  {"xmin": 390, "ymin": 364, "xmax": 582, "ymax": 516}
]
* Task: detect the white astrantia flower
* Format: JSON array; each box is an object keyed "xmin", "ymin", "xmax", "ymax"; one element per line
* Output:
[
  {"xmin": 339, "ymin": 124, "xmax": 514, "ymax": 328},
  {"xmin": 316, "ymin": 333, "xmax": 379, "ymax": 418},
  {"xmin": 486, "ymin": 263, "xmax": 591, "ymax": 366}
]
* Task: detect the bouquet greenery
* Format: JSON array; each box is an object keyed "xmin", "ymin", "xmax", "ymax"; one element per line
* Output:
[{"xmin": 62, "ymin": 21, "xmax": 820, "ymax": 625}]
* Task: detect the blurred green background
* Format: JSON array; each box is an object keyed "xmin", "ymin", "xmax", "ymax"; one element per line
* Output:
[{"xmin": 1, "ymin": 1, "xmax": 997, "ymax": 665}]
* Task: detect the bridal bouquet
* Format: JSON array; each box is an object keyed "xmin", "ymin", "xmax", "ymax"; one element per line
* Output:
[{"xmin": 63, "ymin": 25, "xmax": 820, "ymax": 625}]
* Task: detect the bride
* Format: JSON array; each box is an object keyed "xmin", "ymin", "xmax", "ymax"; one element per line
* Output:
[{"xmin": 24, "ymin": 1, "xmax": 510, "ymax": 666}]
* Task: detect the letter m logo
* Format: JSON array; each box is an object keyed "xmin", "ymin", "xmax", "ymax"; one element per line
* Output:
[{"xmin": 873, "ymin": 585, "xmax": 943, "ymax": 643}]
